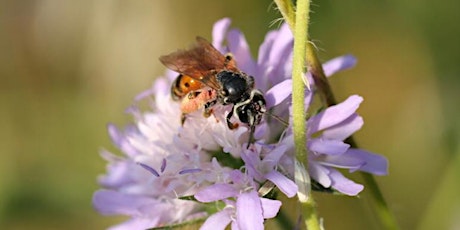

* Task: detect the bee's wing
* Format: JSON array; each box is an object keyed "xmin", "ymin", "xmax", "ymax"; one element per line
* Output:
[{"xmin": 160, "ymin": 37, "xmax": 237, "ymax": 90}]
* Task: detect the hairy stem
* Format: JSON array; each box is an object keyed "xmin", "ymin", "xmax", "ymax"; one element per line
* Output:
[
  {"xmin": 275, "ymin": 0, "xmax": 321, "ymax": 229},
  {"xmin": 275, "ymin": 0, "xmax": 399, "ymax": 229}
]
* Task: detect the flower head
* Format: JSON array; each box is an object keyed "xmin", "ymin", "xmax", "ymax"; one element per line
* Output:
[{"xmin": 93, "ymin": 18, "xmax": 388, "ymax": 229}]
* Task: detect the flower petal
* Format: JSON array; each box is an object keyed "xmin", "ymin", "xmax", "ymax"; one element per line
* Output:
[
  {"xmin": 138, "ymin": 199, "xmax": 201, "ymax": 224},
  {"xmin": 255, "ymin": 23, "xmax": 293, "ymax": 91},
  {"xmin": 345, "ymin": 148, "xmax": 389, "ymax": 175},
  {"xmin": 257, "ymin": 30, "xmax": 276, "ymax": 70},
  {"xmin": 200, "ymin": 209, "xmax": 232, "ymax": 230},
  {"xmin": 308, "ymin": 163, "xmax": 331, "ymax": 188},
  {"xmin": 260, "ymin": 198, "xmax": 282, "ymax": 219},
  {"xmin": 321, "ymin": 114, "xmax": 363, "ymax": 141},
  {"xmin": 229, "ymin": 170, "xmax": 246, "ymax": 184},
  {"xmin": 323, "ymin": 54, "xmax": 357, "ymax": 77},
  {"xmin": 266, "ymin": 23, "xmax": 294, "ymax": 83},
  {"xmin": 317, "ymin": 154, "xmax": 364, "ymax": 170},
  {"xmin": 265, "ymin": 79, "xmax": 292, "ymax": 108},
  {"xmin": 266, "ymin": 23, "xmax": 293, "ymax": 67},
  {"xmin": 329, "ymin": 169, "xmax": 364, "ymax": 196},
  {"xmin": 241, "ymin": 152, "xmax": 264, "ymax": 181},
  {"xmin": 92, "ymin": 190, "xmax": 154, "ymax": 216},
  {"xmin": 107, "ymin": 124, "xmax": 123, "ymax": 146},
  {"xmin": 308, "ymin": 95, "xmax": 363, "ymax": 134},
  {"xmin": 231, "ymin": 221, "xmax": 240, "ymax": 230},
  {"xmin": 308, "ymin": 138, "xmax": 350, "ymax": 155},
  {"xmin": 195, "ymin": 184, "xmax": 238, "ymax": 202},
  {"xmin": 98, "ymin": 152, "xmax": 135, "ymax": 188},
  {"xmin": 263, "ymin": 144, "xmax": 288, "ymax": 167},
  {"xmin": 212, "ymin": 18, "xmax": 232, "ymax": 53},
  {"xmin": 108, "ymin": 217, "xmax": 159, "ymax": 230},
  {"xmin": 265, "ymin": 170, "xmax": 298, "ymax": 198},
  {"xmin": 134, "ymin": 88, "xmax": 154, "ymax": 101},
  {"xmin": 106, "ymin": 125, "xmax": 140, "ymax": 157},
  {"xmin": 152, "ymin": 78, "xmax": 170, "ymax": 99},
  {"xmin": 227, "ymin": 29, "xmax": 256, "ymax": 76},
  {"xmin": 256, "ymin": 30, "xmax": 276, "ymax": 91},
  {"xmin": 236, "ymin": 191, "xmax": 264, "ymax": 230}
]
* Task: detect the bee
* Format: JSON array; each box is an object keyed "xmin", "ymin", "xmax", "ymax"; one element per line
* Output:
[
  {"xmin": 170, "ymin": 74, "xmax": 205, "ymax": 101},
  {"xmin": 160, "ymin": 37, "xmax": 266, "ymax": 146},
  {"xmin": 170, "ymin": 74, "xmax": 217, "ymax": 115}
]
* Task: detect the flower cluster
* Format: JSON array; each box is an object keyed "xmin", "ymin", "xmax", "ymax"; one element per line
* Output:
[{"xmin": 93, "ymin": 18, "xmax": 388, "ymax": 230}]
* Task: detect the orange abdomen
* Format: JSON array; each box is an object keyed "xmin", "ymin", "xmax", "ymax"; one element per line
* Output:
[{"xmin": 171, "ymin": 74, "xmax": 205, "ymax": 101}]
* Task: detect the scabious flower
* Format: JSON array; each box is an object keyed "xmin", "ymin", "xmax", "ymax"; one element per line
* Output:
[{"xmin": 93, "ymin": 18, "xmax": 388, "ymax": 229}]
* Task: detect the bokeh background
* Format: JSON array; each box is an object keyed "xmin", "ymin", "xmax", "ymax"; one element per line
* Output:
[{"xmin": 1, "ymin": 0, "xmax": 459, "ymax": 229}]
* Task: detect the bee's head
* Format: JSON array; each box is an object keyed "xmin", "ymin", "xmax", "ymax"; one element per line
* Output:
[
  {"xmin": 232, "ymin": 89, "xmax": 266, "ymax": 149},
  {"xmin": 234, "ymin": 90, "xmax": 266, "ymax": 127}
]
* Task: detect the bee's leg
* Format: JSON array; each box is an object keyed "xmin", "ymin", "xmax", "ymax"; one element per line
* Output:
[
  {"xmin": 180, "ymin": 113, "xmax": 187, "ymax": 125},
  {"xmin": 226, "ymin": 108, "xmax": 239, "ymax": 130},
  {"xmin": 188, "ymin": 91, "xmax": 200, "ymax": 99},
  {"xmin": 203, "ymin": 100, "xmax": 217, "ymax": 118}
]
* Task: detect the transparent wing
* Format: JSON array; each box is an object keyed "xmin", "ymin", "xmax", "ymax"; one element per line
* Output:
[{"xmin": 159, "ymin": 37, "xmax": 238, "ymax": 90}]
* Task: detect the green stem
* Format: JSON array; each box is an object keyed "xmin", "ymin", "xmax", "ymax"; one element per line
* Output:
[
  {"xmin": 275, "ymin": 0, "xmax": 320, "ymax": 230},
  {"xmin": 291, "ymin": 0, "xmax": 309, "ymax": 164},
  {"xmin": 275, "ymin": 0, "xmax": 399, "ymax": 229}
]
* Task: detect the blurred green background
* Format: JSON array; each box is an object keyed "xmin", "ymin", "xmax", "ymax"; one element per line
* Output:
[{"xmin": 1, "ymin": 0, "xmax": 459, "ymax": 229}]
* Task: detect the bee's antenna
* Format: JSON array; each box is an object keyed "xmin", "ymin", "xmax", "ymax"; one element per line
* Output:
[
  {"xmin": 246, "ymin": 112, "xmax": 288, "ymax": 149},
  {"xmin": 266, "ymin": 112, "xmax": 289, "ymax": 127}
]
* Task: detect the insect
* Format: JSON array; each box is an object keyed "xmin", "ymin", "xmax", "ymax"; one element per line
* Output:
[
  {"xmin": 170, "ymin": 74, "xmax": 205, "ymax": 101},
  {"xmin": 160, "ymin": 37, "xmax": 266, "ymax": 146},
  {"xmin": 170, "ymin": 74, "xmax": 217, "ymax": 115},
  {"xmin": 170, "ymin": 73, "xmax": 219, "ymax": 125}
]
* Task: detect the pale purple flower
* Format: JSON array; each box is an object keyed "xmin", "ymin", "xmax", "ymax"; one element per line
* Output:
[
  {"xmin": 93, "ymin": 17, "xmax": 388, "ymax": 229},
  {"xmin": 277, "ymin": 95, "xmax": 388, "ymax": 196},
  {"xmin": 216, "ymin": 18, "xmax": 387, "ymax": 195},
  {"xmin": 195, "ymin": 170, "xmax": 282, "ymax": 230},
  {"xmin": 241, "ymin": 144, "xmax": 298, "ymax": 198}
]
